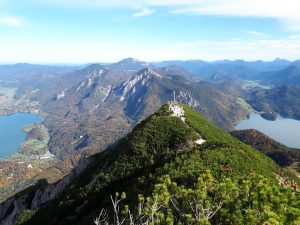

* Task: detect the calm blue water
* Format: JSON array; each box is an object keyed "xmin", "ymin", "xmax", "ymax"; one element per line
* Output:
[
  {"xmin": 0, "ymin": 113, "xmax": 42, "ymax": 158},
  {"xmin": 235, "ymin": 114, "xmax": 300, "ymax": 148}
]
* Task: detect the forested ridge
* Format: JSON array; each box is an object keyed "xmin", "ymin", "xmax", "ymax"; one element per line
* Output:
[
  {"xmin": 231, "ymin": 129, "xmax": 300, "ymax": 176},
  {"xmin": 15, "ymin": 105, "xmax": 300, "ymax": 225}
]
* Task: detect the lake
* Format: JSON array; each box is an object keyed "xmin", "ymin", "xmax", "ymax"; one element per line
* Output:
[
  {"xmin": 235, "ymin": 114, "xmax": 300, "ymax": 148},
  {"xmin": 0, "ymin": 113, "xmax": 42, "ymax": 158}
]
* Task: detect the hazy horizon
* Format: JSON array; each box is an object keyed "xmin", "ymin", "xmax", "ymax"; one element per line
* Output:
[{"xmin": 0, "ymin": 57, "xmax": 297, "ymax": 66}]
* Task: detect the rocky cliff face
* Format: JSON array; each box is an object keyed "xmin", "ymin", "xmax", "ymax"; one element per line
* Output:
[{"xmin": 0, "ymin": 157, "xmax": 91, "ymax": 225}]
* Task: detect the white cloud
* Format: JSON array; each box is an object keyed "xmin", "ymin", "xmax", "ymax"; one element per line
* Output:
[
  {"xmin": 0, "ymin": 1, "xmax": 299, "ymax": 62},
  {"xmin": 0, "ymin": 15, "xmax": 24, "ymax": 27},
  {"xmin": 168, "ymin": 36, "xmax": 300, "ymax": 61},
  {"xmin": 244, "ymin": 30, "xmax": 268, "ymax": 37},
  {"xmin": 133, "ymin": 8, "xmax": 155, "ymax": 17},
  {"xmin": 25, "ymin": 0, "xmax": 148, "ymax": 9},
  {"xmin": 158, "ymin": 0, "xmax": 300, "ymax": 31},
  {"xmin": 28, "ymin": 0, "xmax": 300, "ymax": 19},
  {"xmin": 23, "ymin": 0, "xmax": 300, "ymax": 31},
  {"xmin": 1, "ymin": 36, "xmax": 300, "ymax": 63},
  {"xmin": 155, "ymin": 0, "xmax": 300, "ymax": 19},
  {"xmin": 281, "ymin": 18, "xmax": 300, "ymax": 31}
]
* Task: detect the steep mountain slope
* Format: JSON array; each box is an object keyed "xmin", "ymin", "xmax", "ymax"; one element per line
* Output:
[
  {"xmin": 261, "ymin": 65, "xmax": 300, "ymax": 86},
  {"xmin": 247, "ymin": 85, "xmax": 300, "ymax": 120},
  {"xmin": 231, "ymin": 129, "xmax": 300, "ymax": 176},
  {"xmin": 29, "ymin": 59, "xmax": 153, "ymax": 158},
  {"xmin": 0, "ymin": 60, "xmax": 147, "ymax": 204},
  {"xmin": 112, "ymin": 67, "xmax": 247, "ymax": 129},
  {"xmin": 38, "ymin": 65, "xmax": 247, "ymax": 159},
  {"xmin": 2, "ymin": 104, "xmax": 296, "ymax": 225},
  {"xmin": 1, "ymin": 59, "xmax": 249, "ymax": 162},
  {"xmin": 0, "ymin": 59, "xmax": 249, "ymax": 205}
]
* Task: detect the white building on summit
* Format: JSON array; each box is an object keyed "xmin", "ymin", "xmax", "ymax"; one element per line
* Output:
[
  {"xmin": 168, "ymin": 91, "xmax": 206, "ymax": 145},
  {"xmin": 169, "ymin": 102, "xmax": 184, "ymax": 118},
  {"xmin": 169, "ymin": 91, "xmax": 185, "ymax": 120}
]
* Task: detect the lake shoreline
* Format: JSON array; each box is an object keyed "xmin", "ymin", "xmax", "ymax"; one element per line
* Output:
[
  {"xmin": 0, "ymin": 113, "xmax": 43, "ymax": 159},
  {"xmin": 235, "ymin": 113, "xmax": 300, "ymax": 149}
]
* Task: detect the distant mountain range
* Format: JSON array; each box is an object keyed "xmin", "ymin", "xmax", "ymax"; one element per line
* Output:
[
  {"xmin": 2, "ymin": 57, "xmax": 300, "ymax": 85},
  {"xmin": 1, "ymin": 57, "xmax": 300, "ymax": 208},
  {"xmin": 261, "ymin": 65, "xmax": 300, "ymax": 85},
  {"xmin": 153, "ymin": 58, "xmax": 298, "ymax": 82}
]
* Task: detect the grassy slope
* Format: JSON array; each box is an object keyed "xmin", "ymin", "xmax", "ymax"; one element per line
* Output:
[
  {"xmin": 180, "ymin": 105, "xmax": 279, "ymax": 180},
  {"xmin": 22, "ymin": 105, "xmax": 283, "ymax": 225}
]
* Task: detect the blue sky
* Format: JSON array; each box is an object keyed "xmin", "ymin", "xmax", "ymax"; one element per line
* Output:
[{"xmin": 0, "ymin": 0, "xmax": 300, "ymax": 63}]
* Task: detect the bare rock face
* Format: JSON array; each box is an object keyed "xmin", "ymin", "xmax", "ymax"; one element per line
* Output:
[
  {"xmin": 115, "ymin": 67, "xmax": 160, "ymax": 102},
  {"xmin": 178, "ymin": 91, "xmax": 200, "ymax": 108},
  {"xmin": 0, "ymin": 157, "xmax": 91, "ymax": 225},
  {"xmin": 0, "ymin": 197, "xmax": 28, "ymax": 225}
]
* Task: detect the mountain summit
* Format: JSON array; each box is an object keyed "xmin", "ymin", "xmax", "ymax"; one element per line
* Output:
[
  {"xmin": 111, "ymin": 58, "xmax": 150, "ymax": 71},
  {"xmin": 2, "ymin": 104, "xmax": 298, "ymax": 225}
]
